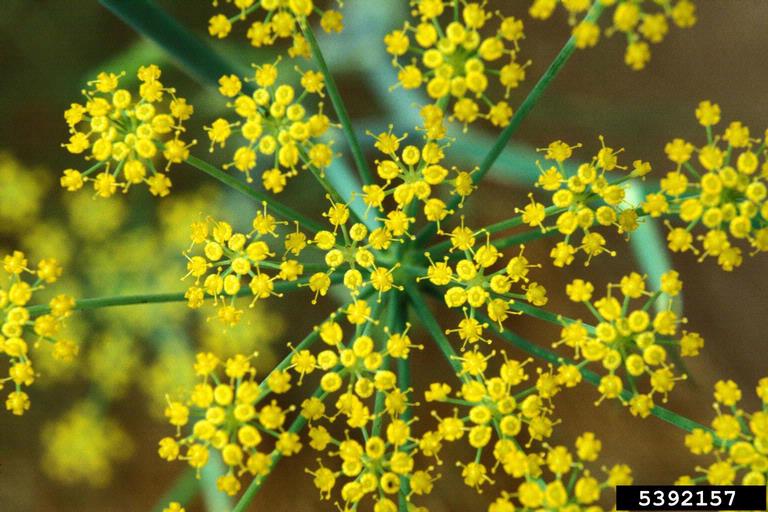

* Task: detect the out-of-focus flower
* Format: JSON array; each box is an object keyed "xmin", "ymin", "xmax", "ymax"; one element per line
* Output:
[{"xmin": 41, "ymin": 401, "xmax": 132, "ymax": 487}]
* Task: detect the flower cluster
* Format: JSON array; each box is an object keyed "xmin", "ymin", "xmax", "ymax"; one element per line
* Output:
[
  {"xmin": 1, "ymin": 251, "xmax": 77, "ymax": 415},
  {"xmin": 60, "ymin": 66, "xmax": 194, "ymax": 198},
  {"xmin": 366, "ymin": 124, "xmax": 475, "ymax": 224},
  {"xmin": 183, "ymin": 208, "xmax": 292, "ymax": 325},
  {"xmin": 424, "ymin": 352, "xmax": 576, "ymax": 493},
  {"xmin": 206, "ymin": 64, "xmax": 333, "ymax": 193},
  {"xmin": 159, "ymin": 352, "xmax": 303, "ymax": 496},
  {"xmin": 533, "ymin": 138, "xmax": 647, "ymax": 266},
  {"xmin": 678, "ymin": 378, "xmax": 768, "ymax": 485},
  {"xmin": 645, "ymin": 101, "xmax": 768, "ymax": 271},
  {"xmin": 304, "ymin": 385, "xmax": 436, "ymax": 510},
  {"xmin": 530, "ymin": 0, "xmax": 697, "ymax": 70},
  {"xmin": 558, "ymin": 271, "xmax": 704, "ymax": 416},
  {"xmin": 208, "ymin": 0, "xmax": 344, "ymax": 56},
  {"xmin": 30, "ymin": 0, "xmax": 768, "ymax": 509},
  {"xmin": 488, "ymin": 432, "xmax": 633, "ymax": 510},
  {"xmin": 385, "ymin": 0, "xmax": 528, "ymax": 127},
  {"xmin": 424, "ymin": 226, "xmax": 548, "ymax": 346},
  {"xmin": 293, "ymin": 312, "xmax": 434, "ymax": 510},
  {"xmin": 306, "ymin": 197, "xmax": 410, "ymax": 303}
]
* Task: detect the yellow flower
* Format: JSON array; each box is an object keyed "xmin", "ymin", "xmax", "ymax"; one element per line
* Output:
[
  {"xmin": 654, "ymin": 101, "xmax": 768, "ymax": 271},
  {"xmin": 530, "ymin": 0, "xmax": 697, "ymax": 70},
  {"xmin": 61, "ymin": 66, "xmax": 194, "ymax": 198},
  {"xmin": 1, "ymin": 251, "xmax": 76, "ymax": 416},
  {"xmin": 386, "ymin": 1, "xmax": 528, "ymax": 128},
  {"xmin": 206, "ymin": 64, "xmax": 333, "ymax": 193},
  {"xmin": 557, "ymin": 272, "xmax": 700, "ymax": 412},
  {"xmin": 207, "ymin": 0, "xmax": 344, "ymax": 55},
  {"xmin": 680, "ymin": 377, "xmax": 768, "ymax": 486}
]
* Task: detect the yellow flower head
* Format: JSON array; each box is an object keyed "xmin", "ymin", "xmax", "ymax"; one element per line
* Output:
[
  {"xmin": 652, "ymin": 101, "xmax": 768, "ymax": 271},
  {"xmin": 534, "ymin": 137, "xmax": 642, "ymax": 267},
  {"xmin": 161, "ymin": 351, "xmax": 300, "ymax": 494},
  {"xmin": 366, "ymin": 125, "xmax": 474, "ymax": 225},
  {"xmin": 61, "ymin": 66, "xmax": 195, "ymax": 198},
  {"xmin": 531, "ymin": 0, "xmax": 697, "ymax": 70},
  {"xmin": 386, "ymin": 1, "xmax": 529, "ymax": 128},
  {"xmin": 679, "ymin": 376, "xmax": 768, "ymax": 486},
  {"xmin": 208, "ymin": 0, "xmax": 344, "ymax": 57},
  {"xmin": 182, "ymin": 205, "xmax": 290, "ymax": 323},
  {"xmin": 557, "ymin": 271, "xmax": 702, "ymax": 413},
  {"xmin": 206, "ymin": 64, "xmax": 333, "ymax": 193},
  {"xmin": 1, "ymin": 250, "xmax": 77, "ymax": 416}
]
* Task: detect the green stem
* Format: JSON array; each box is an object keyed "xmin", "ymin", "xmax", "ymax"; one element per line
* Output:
[
  {"xmin": 405, "ymin": 285, "xmax": 462, "ymax": 374},
  {"xmin": 508, "ymin": 300, "xmax": 591, "ymax": 332},
  {"xmin": 301, "ymin": 21, "xmax": 374, "ymax": 187},
  {"xmin": 27, "ymin": 292, "xmax": 187, "ymax": 317},
  {"xmin": 413, "ymin": 0, "xmax": 605, "ymax": 247},
  {"xmin": 26, "ymin": 273, "xmax": 342, "ymax": 317},
  {"xmin": 372, "ymin": 294, "xmax": 399, "ymax": 437},
  {"xmin": 431, "ymin": 225, "xmax": 557, "ymax": 259},
  {"xmin": 389, "ymin": 292, "xmax": 411, "ymax": 511},
  {"xmin": 489, "ymin": 228, "xmax": 557, "ymax": 251},
  {"xmin": 186, "ymin": 155, "xmax": 324, "ymax": 233},
  {"xmin": 392, "ymin": 295, "xmax": 411, "ymax": 422}
]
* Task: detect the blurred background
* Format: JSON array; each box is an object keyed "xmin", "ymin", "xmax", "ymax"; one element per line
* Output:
[{"xmin": 0, "ymin": 0, "xmax": 766, "ymax": 510}]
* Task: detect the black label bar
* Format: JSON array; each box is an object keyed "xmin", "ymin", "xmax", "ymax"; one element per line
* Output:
[{"xmin": 616, "ymin": 485, "xmax": 766, "ymax": 511}]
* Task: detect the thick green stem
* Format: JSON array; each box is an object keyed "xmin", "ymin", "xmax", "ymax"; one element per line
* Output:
[
  {"xmin": 99, "ymin": 0, "xmax": 249, "ymax": 88},
  {"xmin": 389, "ymin": 293, "xmax": 412, "ymax": 511},
  {"xmin": 413, "ymin": 0, "xmax": 605, "ymax": 247},
  {"xmin": 186, "ymin": 156, "xmax": 324, "ymax": 233},
  {"xmin": 301, "ymin": 22, "xmax": 375, "ymax": 187}
]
